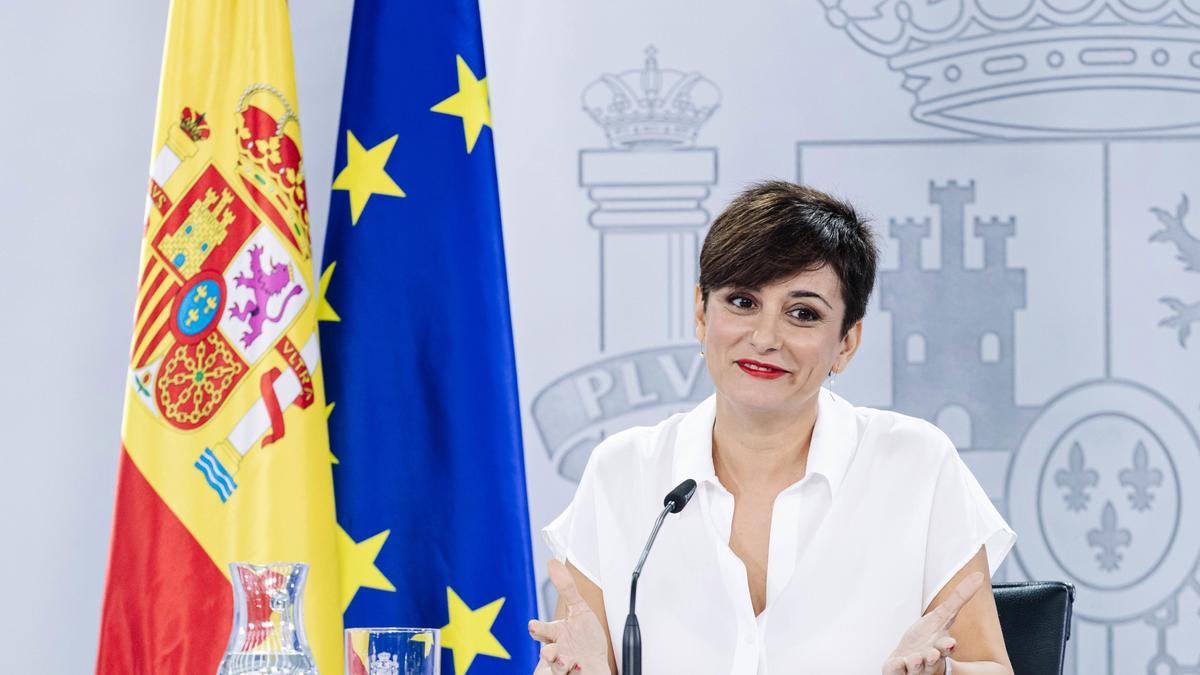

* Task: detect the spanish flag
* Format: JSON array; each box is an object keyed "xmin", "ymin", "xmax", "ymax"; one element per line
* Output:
[{"xmin": 97, "ymin": 2, "xmax": 342, "ymax": 672}]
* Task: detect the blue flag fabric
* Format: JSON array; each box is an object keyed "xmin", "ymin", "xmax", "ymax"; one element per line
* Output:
[{"xmin": 320, "ymin": 1, "xmax": 538, "ymax": 673}]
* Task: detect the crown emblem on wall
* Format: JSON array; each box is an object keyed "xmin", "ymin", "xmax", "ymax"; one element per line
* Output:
[
  {"xmin": 822, "ymin": 0, "xmax": 1200, "ymax": 137},
  {"xmin": 583, "ymin": 46, "xmax": 721, "ymax": 149}
]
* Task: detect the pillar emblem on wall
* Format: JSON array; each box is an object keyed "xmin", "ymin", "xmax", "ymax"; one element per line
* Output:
[
  {"xmin": 579, "ymin": 46, "xmax": 720, "ymax": 350},
  {"xmin": 531, "ymin": 46, "xmax": 723, "ymax": 483},
  {"xmin": 528, "ymin": 47, "xmax": 724, "ymax": 614}
]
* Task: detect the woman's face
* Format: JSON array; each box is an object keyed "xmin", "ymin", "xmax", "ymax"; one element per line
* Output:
[{"xmin": 695, "ymin": 265, "xmax": 862, "ymax": 416}]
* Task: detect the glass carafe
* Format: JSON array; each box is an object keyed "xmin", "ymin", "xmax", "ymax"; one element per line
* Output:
[{"xmin": 217, "ymin": 562, "xmax": 318, "ymax": 675}]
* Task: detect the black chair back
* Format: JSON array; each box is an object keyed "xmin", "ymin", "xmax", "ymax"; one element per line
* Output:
[{"xmin": 992, "ymin": 581, "xmax": 1075, "ymax": 675}]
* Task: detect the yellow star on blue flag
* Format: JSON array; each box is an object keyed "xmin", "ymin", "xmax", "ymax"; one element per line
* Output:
[
  {"xmin": 331, "ymin": 130, "xmax": 405, "ymax": 225},
  {"xmin": 437, "ymin": 587, "xmax": 510, "ymax": 673},
  {"xmin": 431, "ymin": 55, "xmax": 492, "ymax": 154}
]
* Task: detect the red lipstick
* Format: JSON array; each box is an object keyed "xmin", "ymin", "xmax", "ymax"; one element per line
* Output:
[{"xmin": 735, "ymin": 359, "xmax": 789, "ymax": 380}]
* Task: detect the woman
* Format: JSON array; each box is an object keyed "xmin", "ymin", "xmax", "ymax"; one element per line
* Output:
[{"xmin": 529, "ymin": 182, "xmax": 1016, "ymax": 674}]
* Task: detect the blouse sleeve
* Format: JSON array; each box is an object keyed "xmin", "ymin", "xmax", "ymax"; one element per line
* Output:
[
  {"xmin": 922, "ymin": 440, "xmax": 1017, "ymax": 610},
  {"xmin": 541, "ymin": 445, "xmax": 606, "ymax": 589}
]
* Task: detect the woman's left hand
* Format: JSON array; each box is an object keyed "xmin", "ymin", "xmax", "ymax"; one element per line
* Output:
[{"xmin": 881, "ymin": 571, "xmax": 983, "ymax": 674}]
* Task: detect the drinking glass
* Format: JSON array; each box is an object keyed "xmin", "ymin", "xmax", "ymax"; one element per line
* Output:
[{"xmin": 345, "ymin": 627, "xmax": 440, "ymax": 675}]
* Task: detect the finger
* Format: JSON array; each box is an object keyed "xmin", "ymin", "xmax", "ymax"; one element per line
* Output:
[
  {"xmin": 540, "ymin": 643, "xmax": 573, "ymax": 675},
  {"xmin": 547, "ymin": 559, "xmax": 588, "ymax": 609},
  {"xmin": 924, "ymin": 648, "xmax": 942, "ymax": 672},
  {"xmin": 906, "ymin": 654, "xmax": 925, "ymax": 673},
  {"xmin": 933, "ymin": 572, "xmax": 984, "ymax": 626},
  {"xmin": 881, "ymin": 657, "xmax": 907, "ymax": 675},
  {"xmin": 528, "ymin": 618, "xmax": 561, "ymax": 644},
  {"xmin": 934, "ymin": 636, "xmax": 956, "ymax": 657}
]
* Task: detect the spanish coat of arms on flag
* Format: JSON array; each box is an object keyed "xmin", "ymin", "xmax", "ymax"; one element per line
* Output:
[{"xmin": 97, "ymin": 2, "xmax": 350, "ymax": 672}]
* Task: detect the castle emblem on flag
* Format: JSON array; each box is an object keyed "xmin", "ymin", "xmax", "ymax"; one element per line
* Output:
[
  {"xmin": 158, "ymin": 184, "xmax": 237, "ymax": 278},
  {"xmin": 153, "ymin": 165, "xmax": 257, "ymax": 280}
]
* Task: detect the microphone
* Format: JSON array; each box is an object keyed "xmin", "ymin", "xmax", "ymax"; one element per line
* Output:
[{"xmin": 623, "ymin": 479, "xmax": 697, "ymax": 675}]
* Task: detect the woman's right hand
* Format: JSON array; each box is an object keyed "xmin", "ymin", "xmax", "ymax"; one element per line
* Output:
[{"xmin": 528, "ymin": 559, "xmax": 610, "ymax": 674}]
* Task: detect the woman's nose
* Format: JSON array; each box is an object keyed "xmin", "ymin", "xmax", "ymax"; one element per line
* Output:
[{"xmin": 750, "ymin": 315, "xmax": 782, "ymax": 352}]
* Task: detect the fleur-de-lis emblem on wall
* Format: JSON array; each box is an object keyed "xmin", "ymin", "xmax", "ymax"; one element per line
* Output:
[
  {"xmin": 1055, "ymin": 442, "xmax": 1099, "ymax": 512},
  {"xmin": 1087, "ymin": 501, "xmax": 1133, "ymax": 572},
  {"xmin": 1119, "ymin": 441, "xmax": 1164, "ymax": 512}
]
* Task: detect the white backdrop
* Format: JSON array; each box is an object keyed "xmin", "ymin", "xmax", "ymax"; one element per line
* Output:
[
  {"xmin": 3, "ymin": 1, "xmax": 1199, "ymax": 673},
  {"xmin": 486, "ymin": 2, "xmax": 1200, "ymax": 674}
]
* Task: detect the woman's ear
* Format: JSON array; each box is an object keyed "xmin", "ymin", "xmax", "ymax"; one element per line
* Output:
[
  {"xmin": 694, "ymin": 286, "xmax": 707, "ymax": 345},
  {"xmin": 835, "ymin": 320, "xmax": 863, "ymax": 373}
]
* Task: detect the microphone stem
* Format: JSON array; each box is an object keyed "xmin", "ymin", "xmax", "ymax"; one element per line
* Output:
[
  {"xmin": 624, "ymin": 482, "xmax": 693, "ymax": 675},
  {"xmin": 625, "ymin": 502, "xmax": 674, "ymax": 675},
  {"xmin": 630, "ymin": 503, "xmax": 673, "ymax": 614}
]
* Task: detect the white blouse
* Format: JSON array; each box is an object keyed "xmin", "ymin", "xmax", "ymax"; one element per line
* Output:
[{"xmin": 542, "ymin": 389, "xmax": 1015, "ymax": 674}]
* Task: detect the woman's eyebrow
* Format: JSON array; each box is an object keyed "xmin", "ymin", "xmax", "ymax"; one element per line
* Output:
[{"xmin": 788, "ymin": 290, "xmax": 833, "ymax": 310}]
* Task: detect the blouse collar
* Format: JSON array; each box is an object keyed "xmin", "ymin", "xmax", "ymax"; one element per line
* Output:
[{"xmin": 671, "ymin": 387, "xmax": 860, "ymax": 498}]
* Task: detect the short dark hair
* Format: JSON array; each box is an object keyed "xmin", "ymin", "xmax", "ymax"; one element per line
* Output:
[{"xmin": 699, "ymin": 181, "xmax": 878, "ymax": 336}]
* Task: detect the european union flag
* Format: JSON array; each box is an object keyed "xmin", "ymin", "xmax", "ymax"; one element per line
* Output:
[{"xmin": 319, "ymin": 1, "xmax": 538, "ymax": 673}]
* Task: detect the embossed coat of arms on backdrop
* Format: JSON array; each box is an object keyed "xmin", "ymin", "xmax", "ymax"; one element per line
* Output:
[{"xmin": 804, "ymin": 0, "xmax": 1200, "ymax": 671}]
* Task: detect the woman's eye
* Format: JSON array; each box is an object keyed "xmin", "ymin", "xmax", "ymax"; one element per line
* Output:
[
  {"xmin": 729, "ymin": 295, "xmax": 754, "ymax": 309},
  {"xmin": 789, "ymin": 307, "xmax": 819, "ymax": 322}
]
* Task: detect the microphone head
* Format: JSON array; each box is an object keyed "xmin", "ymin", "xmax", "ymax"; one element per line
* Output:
[{"xmin": 663, "ymin": 479, "xmax": 697, "ymax": 514}]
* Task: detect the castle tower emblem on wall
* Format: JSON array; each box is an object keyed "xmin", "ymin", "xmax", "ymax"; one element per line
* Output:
[{"xmin": 880, "ymin": 180, "xmax": 1037, "ymax": 451}]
